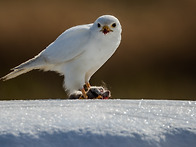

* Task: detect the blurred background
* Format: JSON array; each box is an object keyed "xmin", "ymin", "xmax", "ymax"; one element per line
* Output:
[{"xmin": 0, "ymin": 0, "xmax": 196, "ymax": 100}]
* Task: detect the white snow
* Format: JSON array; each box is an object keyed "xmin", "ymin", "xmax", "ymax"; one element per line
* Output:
[{"xmin": 0, "ymin": 99, "xmax": 196, "ymax": 147}]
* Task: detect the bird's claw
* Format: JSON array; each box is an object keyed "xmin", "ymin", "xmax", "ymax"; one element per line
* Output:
[
  {"xmin": 79, "ymin": 94, "xmax": 103, "ymax": 99},
  {"xmin": 78, "ymin": 95, "xmax": 88, "ymax": 99},
  {"xmin": 69, "ymin": 86, "xmax": 111, "ymax": 99},
  {"xmin": 95, "ymin": 95, "xmax": 103, "ymax": 99}
]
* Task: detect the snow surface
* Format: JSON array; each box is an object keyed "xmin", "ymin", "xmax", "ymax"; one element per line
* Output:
[{"xmin": 0, "ymin": 99, "xmax": 196, "ymax": 147}]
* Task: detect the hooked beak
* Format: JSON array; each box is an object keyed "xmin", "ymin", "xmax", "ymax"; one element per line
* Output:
[{"xmin": 100, "ymin": 26, "xmax": 113, "ymax": 35}]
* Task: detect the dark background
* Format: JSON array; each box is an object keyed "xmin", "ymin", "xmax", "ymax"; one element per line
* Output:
[{"xmin": 0, "ymin": 0, "xmax": 196, "ymax": 100}]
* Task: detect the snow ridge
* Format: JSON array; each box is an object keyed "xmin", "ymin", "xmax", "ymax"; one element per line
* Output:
[{"xmin": 0, "ymin": 100, "xmax": 196, "ymax": 147}]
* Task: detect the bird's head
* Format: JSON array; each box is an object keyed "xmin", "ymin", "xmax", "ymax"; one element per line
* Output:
[{"xmin": 92, "ymin": 15, "xmax": 122, "ymax": 36}]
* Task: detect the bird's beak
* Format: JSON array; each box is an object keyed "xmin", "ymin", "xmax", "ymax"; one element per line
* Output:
[{"xmin": 100, "ymin": 26, "xmax": 113, "ymax": 35}]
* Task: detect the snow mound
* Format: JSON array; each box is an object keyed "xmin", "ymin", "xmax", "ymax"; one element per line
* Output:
[{"xmin": 0, "ymin": 100, "xmax": 196, "ymax": 147}]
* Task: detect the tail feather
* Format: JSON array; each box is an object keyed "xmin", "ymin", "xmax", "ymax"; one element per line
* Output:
[
  {"xmin": 1, "ymin": 55, "xmax": 45, "ymax": 81},
  {"xmin": 1, "ymin": 68, "xmax": 32, "ymax": 81},
  {"xmin": 13, "ymin": 55, "xmax": 44, "ymax": 70}
]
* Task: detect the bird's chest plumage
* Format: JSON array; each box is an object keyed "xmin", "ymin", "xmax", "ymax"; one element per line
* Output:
[
  {"xmin": 78, "ymin": 34, "xmax": 120, "ymax": 79},
  {"xmin": 84, "ymin": 36, "xmax": 117, "ymax": 64},
  {"xmin": 64, "ymin": 31, "xmax": 120, "ymax": 84}
]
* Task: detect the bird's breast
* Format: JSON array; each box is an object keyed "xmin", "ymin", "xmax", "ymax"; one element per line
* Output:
[
  {"xmin": 79, "ymin": 36, "xmax": 119, "ymax": 76},
  {"xmin": 65, "ymin": 33, "xmax": 121, "ymax": 81}
]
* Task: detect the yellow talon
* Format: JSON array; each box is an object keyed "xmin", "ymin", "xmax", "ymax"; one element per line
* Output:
[
  {"xmin": 96, "ymin": 95, "xmax": 103, "ymax": 99},
  {"xmin": 79, "ymin": 95, "xmax": 85, "ymax": 99}
]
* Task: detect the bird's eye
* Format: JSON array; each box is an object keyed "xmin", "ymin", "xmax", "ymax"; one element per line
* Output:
[
  {"xmin": 97, "ymin": 23, "xmax": 101, "ymax": 28},
  {"xmin": 111, "ymin": 23, "xmax": 116, "ymax": 28}
]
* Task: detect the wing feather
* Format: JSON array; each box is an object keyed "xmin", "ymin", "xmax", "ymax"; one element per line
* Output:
[{"xmin": 41, "ymin": 24, "xmax": 92, "ymax": 64}]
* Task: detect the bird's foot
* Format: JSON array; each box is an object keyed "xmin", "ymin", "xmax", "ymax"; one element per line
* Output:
[
  {"xmin": 95, "ymin": 95, "xmax": 103, "ymax": 99},
  {"xmin": 68, "ymin": 86, "xmax": 111, "ymax": 99},
  {"xmin": 80, "ymin": 88, "xmax": 88, "ymax": 99},
  {"xmin": 78, "ymin": 95, "xmax": 87, "ymax": 99}
]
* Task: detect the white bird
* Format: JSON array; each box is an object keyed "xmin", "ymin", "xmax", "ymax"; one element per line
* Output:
[{"xmin": 1, "ymin": 15, "xmax": 122, "ymax": 98}]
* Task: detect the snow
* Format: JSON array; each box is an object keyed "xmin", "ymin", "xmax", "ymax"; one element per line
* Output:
[{"xmin": 0, "ymin": 99, "xmax": 196, "ymax": 147}]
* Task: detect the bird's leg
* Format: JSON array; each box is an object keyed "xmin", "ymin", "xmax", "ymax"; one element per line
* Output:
[
  {"xmin": 79, "ymin": 88, "xmax": 88, "ymax": 99},
  {"xmin": 83, "ymin": 82, "xmax": 91, "ymax": 92},
  {"xmin": 79, "ymin": 83, "xmax": 90, "ymax": 99},
  {"xmin": 95, "ymin": 95, "xmax": 103, "ymax": 99},
  {"xmin": 85, "ymin": 82, "xmax": 91, "ymax": 89}
]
